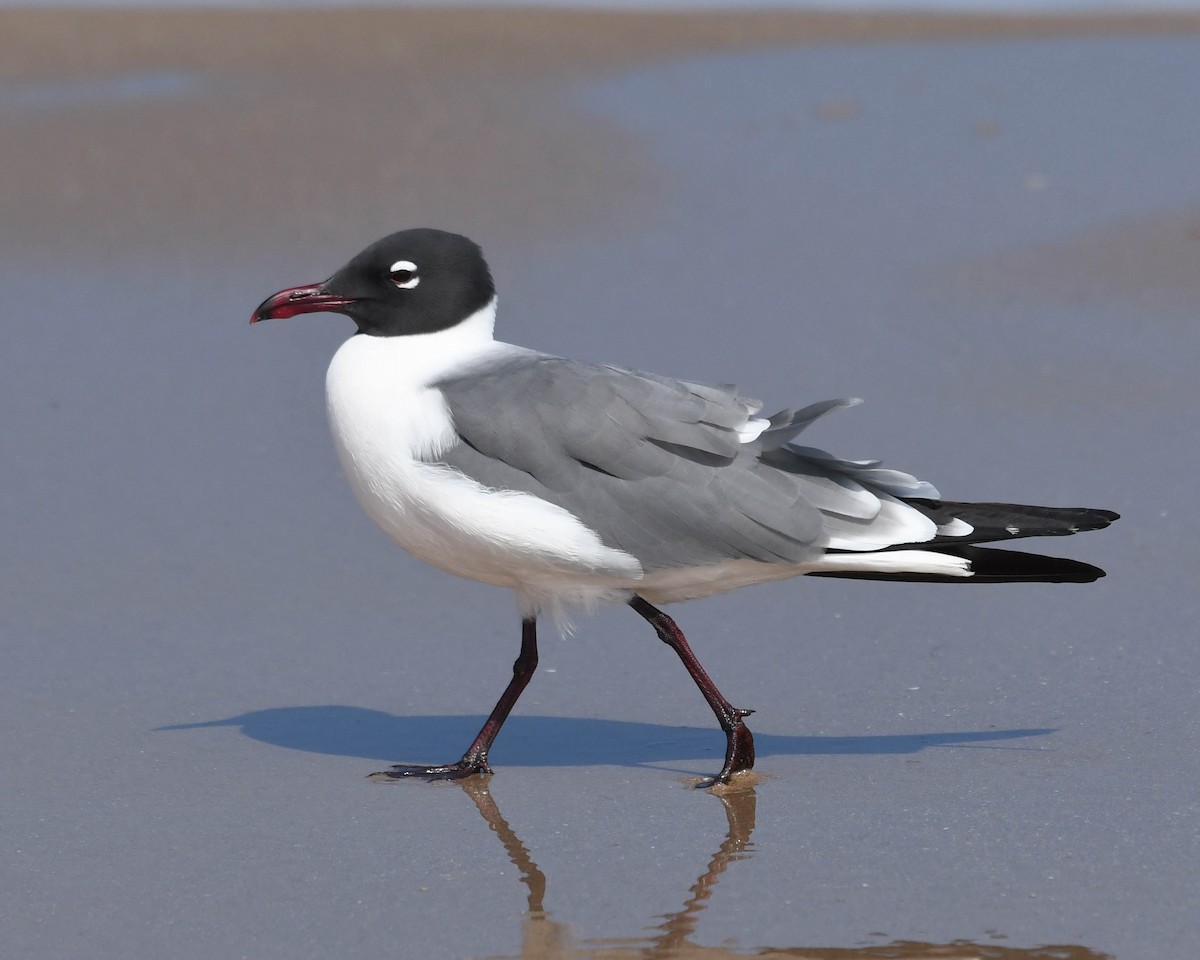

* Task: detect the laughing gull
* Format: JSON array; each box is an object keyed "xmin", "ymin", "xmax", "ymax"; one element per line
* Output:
[{"xmin": 251, "ymin": 228, "xmax": 1118, "ymax": 785}]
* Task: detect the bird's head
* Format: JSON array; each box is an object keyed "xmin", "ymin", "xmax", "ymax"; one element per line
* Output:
[{"xmin": 250, "ymin": 228, "xmax": 495, "ymax": 337}]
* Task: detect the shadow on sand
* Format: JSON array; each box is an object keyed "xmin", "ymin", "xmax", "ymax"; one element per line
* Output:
[{"xmin": 158, "ymin": 705, "xmax": 1055, "ymax": 771}]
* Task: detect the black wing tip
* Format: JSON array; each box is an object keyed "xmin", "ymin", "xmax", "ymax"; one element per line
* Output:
[
  {"xmin": 903, "ymin": 500, "xmax": 1121, "ymax": 543},
  {"xmin": 1060, "ymin": 506, "xmax": 1120, "ymax": 529}
]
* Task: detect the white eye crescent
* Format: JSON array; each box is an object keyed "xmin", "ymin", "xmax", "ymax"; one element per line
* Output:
[{"xmin": 388, "ymin": 260, "xmax": 420, "ymax": 289}]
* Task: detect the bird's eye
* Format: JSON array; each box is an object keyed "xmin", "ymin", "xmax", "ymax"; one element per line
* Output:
[{"xmin": 388, "ymin": 260, "xmax": 420, "ymax": 289}]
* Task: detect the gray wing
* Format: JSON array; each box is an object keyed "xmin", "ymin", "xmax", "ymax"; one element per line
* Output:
[{"xmin": 434, "ymin": 353, "xmax": 938, "ymax": 572}]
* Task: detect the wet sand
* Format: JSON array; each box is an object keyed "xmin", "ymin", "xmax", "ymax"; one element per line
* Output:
[
  {"xmin": 5, "ymin": 8, "xmax": 1200, "ymax": 960},
  {"xmin": 4, "ymin": 8, "xmax": 1200, "ymax": 261}
]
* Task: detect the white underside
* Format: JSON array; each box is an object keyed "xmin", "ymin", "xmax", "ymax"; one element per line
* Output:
[{"xmin": 325, "ymin": 300, "xmax": 973, "ymax": 624}]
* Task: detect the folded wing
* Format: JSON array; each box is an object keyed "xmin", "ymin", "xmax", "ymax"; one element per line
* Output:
[{"xmin": 435, "ymin": 355, "xmax": 946, "ymax": 572}]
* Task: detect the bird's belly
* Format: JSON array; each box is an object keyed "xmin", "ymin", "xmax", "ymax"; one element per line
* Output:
[
  {"xmin": 337, "ymin": 444, "xmax": 644, "ymax": 600},
  {"xmin": 339, "ymin": 449, "xmax": 559, "ymax": 588}
]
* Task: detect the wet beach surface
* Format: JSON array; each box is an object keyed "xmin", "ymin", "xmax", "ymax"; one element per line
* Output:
[{"xmin": 3, "ymin": 9, "xmax": 1199, "ymax": 959}]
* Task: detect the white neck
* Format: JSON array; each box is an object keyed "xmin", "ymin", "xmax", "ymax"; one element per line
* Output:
[
  {"xmin": 324, "ymin": 296, "xmax": 503, "ymax": 466},
  {"xmin": 357, "ymin": 296, "xmax": 498, "ymax": 387}
]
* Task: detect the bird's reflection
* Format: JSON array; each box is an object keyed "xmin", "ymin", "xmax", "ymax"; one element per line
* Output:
[
  {"xmin": 460, "ymin": 778, "xmax": 1109, "ymax": 960},
  {"xmin": 641, "ymin": 781, "xmax": 756, "ymax": 955}
]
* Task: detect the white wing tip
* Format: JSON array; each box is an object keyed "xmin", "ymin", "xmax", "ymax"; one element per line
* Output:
[
  {"xmin": 938, "ymin": 518, "xmax": 975, "ymax": 538},
  {"xmin": 736, "ymin": 417, "xmax": 772, "ymax": 443}
]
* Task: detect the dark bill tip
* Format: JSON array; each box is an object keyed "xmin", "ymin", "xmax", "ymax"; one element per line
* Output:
[{"xmin": 250, "ymin": 284, "xmax": 357, "ymax": 323}]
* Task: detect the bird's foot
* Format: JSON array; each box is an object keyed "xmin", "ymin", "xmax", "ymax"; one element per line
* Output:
[
  {"xmin": 368, "ymin": 757, "xmax": 492, "ymax": 783},
  {"xmin": 697, "ymin": 713, "xmax": 756, "ymax": 789}
]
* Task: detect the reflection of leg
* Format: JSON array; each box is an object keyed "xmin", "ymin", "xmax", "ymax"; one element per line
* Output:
[
  {"xmin": 371, "ymin": 618, "xmax": 539, "ymax": 781},
  {"xmin": 458, "ymin": 775, "xmax": 757, "ymax": 958},
  {"xmin": 460, "ymin": 779, "xmax": 546, "ymax": 915},
  {"xmin": 459, "ymin": 779, "xmax": 574, "ymax": 956},
  {"xmin": 628, "ymin": 596, "xmax": 755, "ymax": 784},
  {"xmin": 714, "ymin": 783, "xmax": 757, "ymax": 849},
  {"xmin": 655, "ymin": 784, "xmax": 758, "ymax": 951}
]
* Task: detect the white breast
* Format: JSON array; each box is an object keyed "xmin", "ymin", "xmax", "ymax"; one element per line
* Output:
[{"xmin": 323, "ymin": 302, "xmax": 642, "ymax": 617}]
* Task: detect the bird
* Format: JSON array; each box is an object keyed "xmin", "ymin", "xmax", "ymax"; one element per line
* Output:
[{"xmin": 250, "ymin": 227, "xmax": 1118, "ymax": 785}]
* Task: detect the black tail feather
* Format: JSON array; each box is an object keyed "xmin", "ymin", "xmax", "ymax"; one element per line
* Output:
[{"xmin": 812, "ymin": 545, "xmax": 1107, "ymax": 584}]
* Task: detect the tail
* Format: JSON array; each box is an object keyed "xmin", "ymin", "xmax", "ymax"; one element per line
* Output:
[
  {"xmin": 812, "ymin": 501, "xmax": 1118, "ymax": 584},
  {"xmin": 812, "ymin": 544, "xmax": 1107, "ymax": 584}
]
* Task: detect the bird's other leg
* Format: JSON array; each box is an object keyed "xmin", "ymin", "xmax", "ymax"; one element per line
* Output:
[
  {"xmin": 629, "ymin": 596, "xmax": 755, "ymax": 785},
  {"xmin": 371, "ymin": 617, "xmax": 539, "ymax": 782}
]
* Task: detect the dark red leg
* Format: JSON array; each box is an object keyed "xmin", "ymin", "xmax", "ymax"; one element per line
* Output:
[
  {"xmin": 629, "ymin": 596, "xmax": 755, "ymax": 785},
  {"xmin": 371, "ymin": 618, "xmax": 539, "ymax": 782}
]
